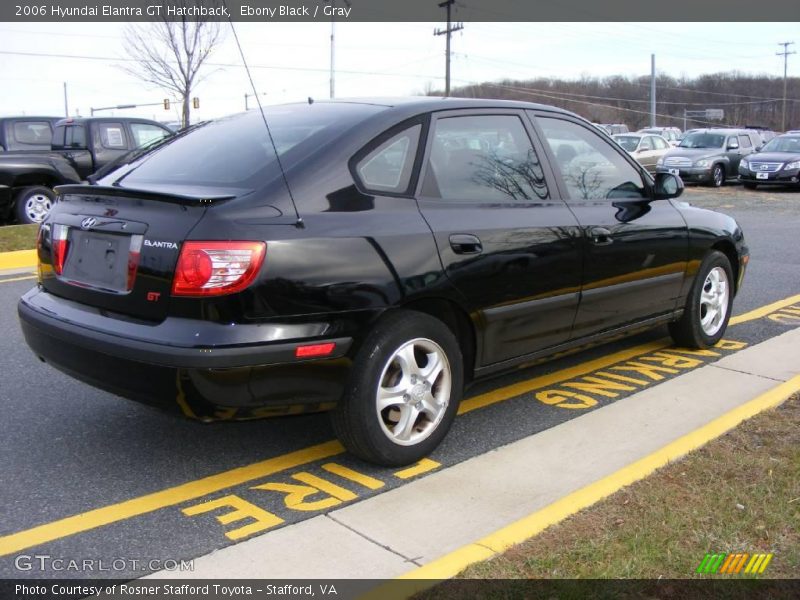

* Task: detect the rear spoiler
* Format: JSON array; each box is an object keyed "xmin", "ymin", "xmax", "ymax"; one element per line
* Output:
[{"xmin": 54, "ymin": 184, "xmax": 235, "ymax": 205}]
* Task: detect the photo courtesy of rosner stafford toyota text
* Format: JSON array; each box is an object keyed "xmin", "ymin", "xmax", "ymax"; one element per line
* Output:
[{"xmin": 0, "ymin": 0, "xmax": 799, "ymax": 598}]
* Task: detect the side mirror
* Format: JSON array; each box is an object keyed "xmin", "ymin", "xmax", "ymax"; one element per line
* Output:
[
  {"xmin": 654, "ymin": 172, "xmax": 684, "ymax": 200},
  {"xmin": 727, "ymin": 144, "xmax": 739, "ymax": 150}
]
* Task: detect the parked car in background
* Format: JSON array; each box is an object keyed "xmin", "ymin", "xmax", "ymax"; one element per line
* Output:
[
  {"xmin": 18, "ymin": 98, "xmax": 748, "ymax": 466},
  {"xmin": 613, "ymin": 132, "xmax": 672, "ymax": 173},
  {"xmin": 738, "ymin": 132, "xmax": 800, "ymax": 189},
  {"xmin": 745, "ymin": 126, "xmax": 776, "ymax": 149},
  {"xmin": 0, "ymin": 117, "xmax": 172, "ymax": 223},
  {"xmin": 638, "ymin": 127, "xmax": 681, "ymax": 146},
  {"xmin": 656, "ymin": 128, "xmax": 761, "ymax": 187},
  {"xmin": 597, "ymin": 123, "xmax": 629, "ymax": 135},
  {"xmin": 0, "ymin": 116, "xmax": 61, "ymax": 152}
]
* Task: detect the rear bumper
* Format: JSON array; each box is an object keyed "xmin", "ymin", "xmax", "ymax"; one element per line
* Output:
[{"xmin": 18, "ymin": 287, "xmax": 359, "ymax": 419}]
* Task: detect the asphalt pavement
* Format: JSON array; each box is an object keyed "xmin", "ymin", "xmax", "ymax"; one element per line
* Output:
[{"xmin": 0, "ymin": 186, "xmax": 798, "ymax": 579}]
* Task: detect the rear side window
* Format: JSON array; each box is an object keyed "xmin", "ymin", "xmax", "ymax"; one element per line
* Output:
[
  {"xmin": 13, "ymin": 121, "xmax": 53, "ymax": 145},
  {"xmin": 422, "ymin": 114, "xmax": 549, "ymax": 202},
  {"xmin": 738, "ymin": 135, "xmax": 752, "ymax": 149},
  {"xmin": 66, "ymin": 125, "xmax": 86, "ymax": 148},
  {"xmin": 355, "ymin": 125, "xmax": 420, "ymax": 193}
]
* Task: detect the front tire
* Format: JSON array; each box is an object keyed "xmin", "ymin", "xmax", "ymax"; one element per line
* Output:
[
  {"xmin": 14, "ymin": 186, "xmax": 55, "ymax": 224},
  {"xmin": 669, "ymin": 250, "xmax": 733, "ymax": 348},
  {"xmin": 709, "ymin": 165, "xmax": 725, "ymax": 188},
  {"xmin": 331, "ymin": 310, "xmax": 463, "ymax": 466}
]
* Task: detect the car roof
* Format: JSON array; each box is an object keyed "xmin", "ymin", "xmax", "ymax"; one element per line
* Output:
[
  {"xmin": 296, "ymin": 96, "xmax": 576, "ymax": 116},
  {"xmin": 53, "ymin": 117, "xmax": 166, "ymax": 125}
]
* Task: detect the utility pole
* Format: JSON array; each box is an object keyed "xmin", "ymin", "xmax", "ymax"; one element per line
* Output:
[
  {"xmin": 777, "ymin": 41, "xmax": 795, "ymax": 131},
  {"xmin": 434, "ymin": 0, "xmax": 463, "ymax": 97},
  {"xmin": 325, "ymin": 0, "xmax": 350, "ymax": 99},
  {"xmin": 650, "ymin": 54, "xmax": 656, "ymax": 127},
  {"xmin": 63, "ymin": 82, "xmax": 69, "ymax": 117}
]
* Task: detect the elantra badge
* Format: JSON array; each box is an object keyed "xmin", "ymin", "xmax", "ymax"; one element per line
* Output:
[{"xmin": 144, "ymin": 239, "xmax": 179, "ymax": 250}]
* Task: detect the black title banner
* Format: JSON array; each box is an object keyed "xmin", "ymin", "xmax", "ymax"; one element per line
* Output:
[{"xmin": 4, "ymin": 0, "xmax": 800, "ymax": 22}]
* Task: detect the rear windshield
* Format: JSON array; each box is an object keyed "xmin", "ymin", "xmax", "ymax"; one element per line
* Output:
[
  {"xmin": 679, "ymin": 132, "xmax": 726, "ymax": 149},
  {"xmin": 12, "ymin": 121, "xmax": 54, "ymax": 145},
  {"xmin": 112, "ymin": 103, "xmax": 385, "ymax": 190}
]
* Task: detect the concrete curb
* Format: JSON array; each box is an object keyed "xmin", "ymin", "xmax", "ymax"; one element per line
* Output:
[{"xmin": 148, "ymin": 327, "xmax": 800, "ymax": 582}]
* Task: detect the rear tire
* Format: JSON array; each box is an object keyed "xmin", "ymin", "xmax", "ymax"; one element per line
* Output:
[
  {"xmin": 14, "ymin": 186, "xmax": 55, "ymax": 224},
  {"xmin": 331, "ymin": 310, "xmax": 463, "ymax": 466},
  {"xmin": 669, "ymin": 250, "xmax": 733, "ymax": 349}
]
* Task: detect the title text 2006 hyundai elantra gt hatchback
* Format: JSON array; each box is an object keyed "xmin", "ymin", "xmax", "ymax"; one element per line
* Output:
[{"xmin": 19, "ymin": 98, "xmax": 748, "ymax": 466}]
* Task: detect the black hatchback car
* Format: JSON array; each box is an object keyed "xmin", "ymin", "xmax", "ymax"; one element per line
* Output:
[{"xmin": 19, "ymin": 98, "xmax": 748, "ymax": 466}]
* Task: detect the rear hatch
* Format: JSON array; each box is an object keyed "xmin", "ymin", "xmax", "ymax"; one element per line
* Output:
[{"xmin": 39, "ymin": 185, "xmax": 226, "ymax": 321}]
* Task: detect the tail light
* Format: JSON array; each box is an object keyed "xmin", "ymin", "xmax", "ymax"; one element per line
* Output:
[
  {"xmin": 172, "ymin": 241, "xmax": 266, "ymax": 297},
  {"xmin": 127, "ymin": 235, "xmax": 143, "ymax": 290},
  {"xmin": 52, "ymin": 224, "xmax": 70, "ymax": 275}
]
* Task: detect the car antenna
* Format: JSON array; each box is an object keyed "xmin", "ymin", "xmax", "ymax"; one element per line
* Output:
[{"xmin": 224, "ymin": 8, "xmax": 304, "ymax": 228}]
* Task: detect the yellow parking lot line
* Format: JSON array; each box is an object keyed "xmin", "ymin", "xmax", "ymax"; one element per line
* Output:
[
  {"xmin": 0, "ymin": 274, "xmax": 36, "ymax": 284},
  {"xmin": 0, "ymin": 293, "xmax": 797, "ymax": 557},
  {"xmin": 0, "ymin": 441, "xmax": 345, "ymax": 557},
  {"xmin": 397, "ymin": 374, "xmax": 800, "ymax": 585},
  {"xmin": 729, "ymin": 293, "xmax": 800, "ymax": 325}
]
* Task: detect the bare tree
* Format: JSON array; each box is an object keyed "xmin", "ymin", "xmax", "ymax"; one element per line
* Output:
[{"xmin": 121, "ymin": 5, "xmax": 222, "ymax": 128}]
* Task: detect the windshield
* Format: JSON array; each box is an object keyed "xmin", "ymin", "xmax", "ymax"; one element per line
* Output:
[
  {"xmin": 614, "ymin": 136, "xmax": 640, "ymax": 152},
  {"xmin": 102, "ymin": 103, "xmax": 385, "ymax": 190},
  {"xmin": 760, "ymin": 136, "xmax": 800, "ymax": 153},
  {"xmin": 679, "ymin": 132, "xmax": 726, "ymax": 149}
]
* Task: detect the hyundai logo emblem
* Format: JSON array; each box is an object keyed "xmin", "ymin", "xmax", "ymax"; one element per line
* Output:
[
  {"xmin": 80, "ymin": 217, "xmax": 97, "ymax": 230},
  {"xmin": 761, "ymin": 165, "xmax": 769, "ymax": 170}
]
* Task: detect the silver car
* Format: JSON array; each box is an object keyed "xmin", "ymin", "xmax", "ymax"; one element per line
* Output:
[{"xmin": 613, "ymin": 133, "xmax": 672, "ymax": 173}]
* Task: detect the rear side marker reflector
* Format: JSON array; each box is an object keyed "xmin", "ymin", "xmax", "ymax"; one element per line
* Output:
[
  {"xmin": 172, "ymin": 241, "xmax": 266, "ymax": 297},
  {"xmin": 295, "ymin": 343, "xmax": 336, "ymax": 359}
]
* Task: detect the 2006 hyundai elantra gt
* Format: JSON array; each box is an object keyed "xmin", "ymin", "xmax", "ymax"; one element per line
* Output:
[{"xmin": 18, "ymin": 98, "xmax": 748, "ymax": 466}]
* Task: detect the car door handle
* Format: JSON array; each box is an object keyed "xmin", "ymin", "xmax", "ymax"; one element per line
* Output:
[
  {"xmin": 589, "ymin": 227, "xmax": 613, "ymax": 245},
  {"xmin": 449, "ymin": 234, "xmax": 483, "ymax": 254}
]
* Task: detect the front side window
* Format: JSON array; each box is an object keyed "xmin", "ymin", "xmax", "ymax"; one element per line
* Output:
[
  {"xmin": 537, "ymin": 117, "xmax": 646, "ymax": 201},
  {"xmin": 727, "ymin": 136, "xmax": 739, "ymax": 149},
  {"xmin": 652, "ymin": 136, "xmax": 669, "ymax": 150},
  {"xmin": 130, "ymin": 123, "xmax": 170, "ymax": 148},
  {"xmin": 98, "ymin": 123, "xmax": 127, "ymax": 149},
  {"xmin": 422, "ymin": 114, "xmax": 548, "ymax": 202},
  {"xmin": 355, "ymin": 124, "xmax": 420, "ymax": 193}
]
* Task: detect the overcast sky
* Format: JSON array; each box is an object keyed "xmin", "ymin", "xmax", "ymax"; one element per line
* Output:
[{"xmin": 0, "ymin": 22, "xmax": 796, "ymax": 122}]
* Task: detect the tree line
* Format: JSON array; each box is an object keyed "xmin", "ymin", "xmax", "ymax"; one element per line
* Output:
[{"xmin": 441, "ymin": 73, "xmax": 799, "ymax": 132}]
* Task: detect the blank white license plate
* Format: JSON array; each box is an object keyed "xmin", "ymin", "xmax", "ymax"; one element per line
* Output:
[{"xmin": 756, "ymin": 172, "xmax": 769, "ymax": 179}]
